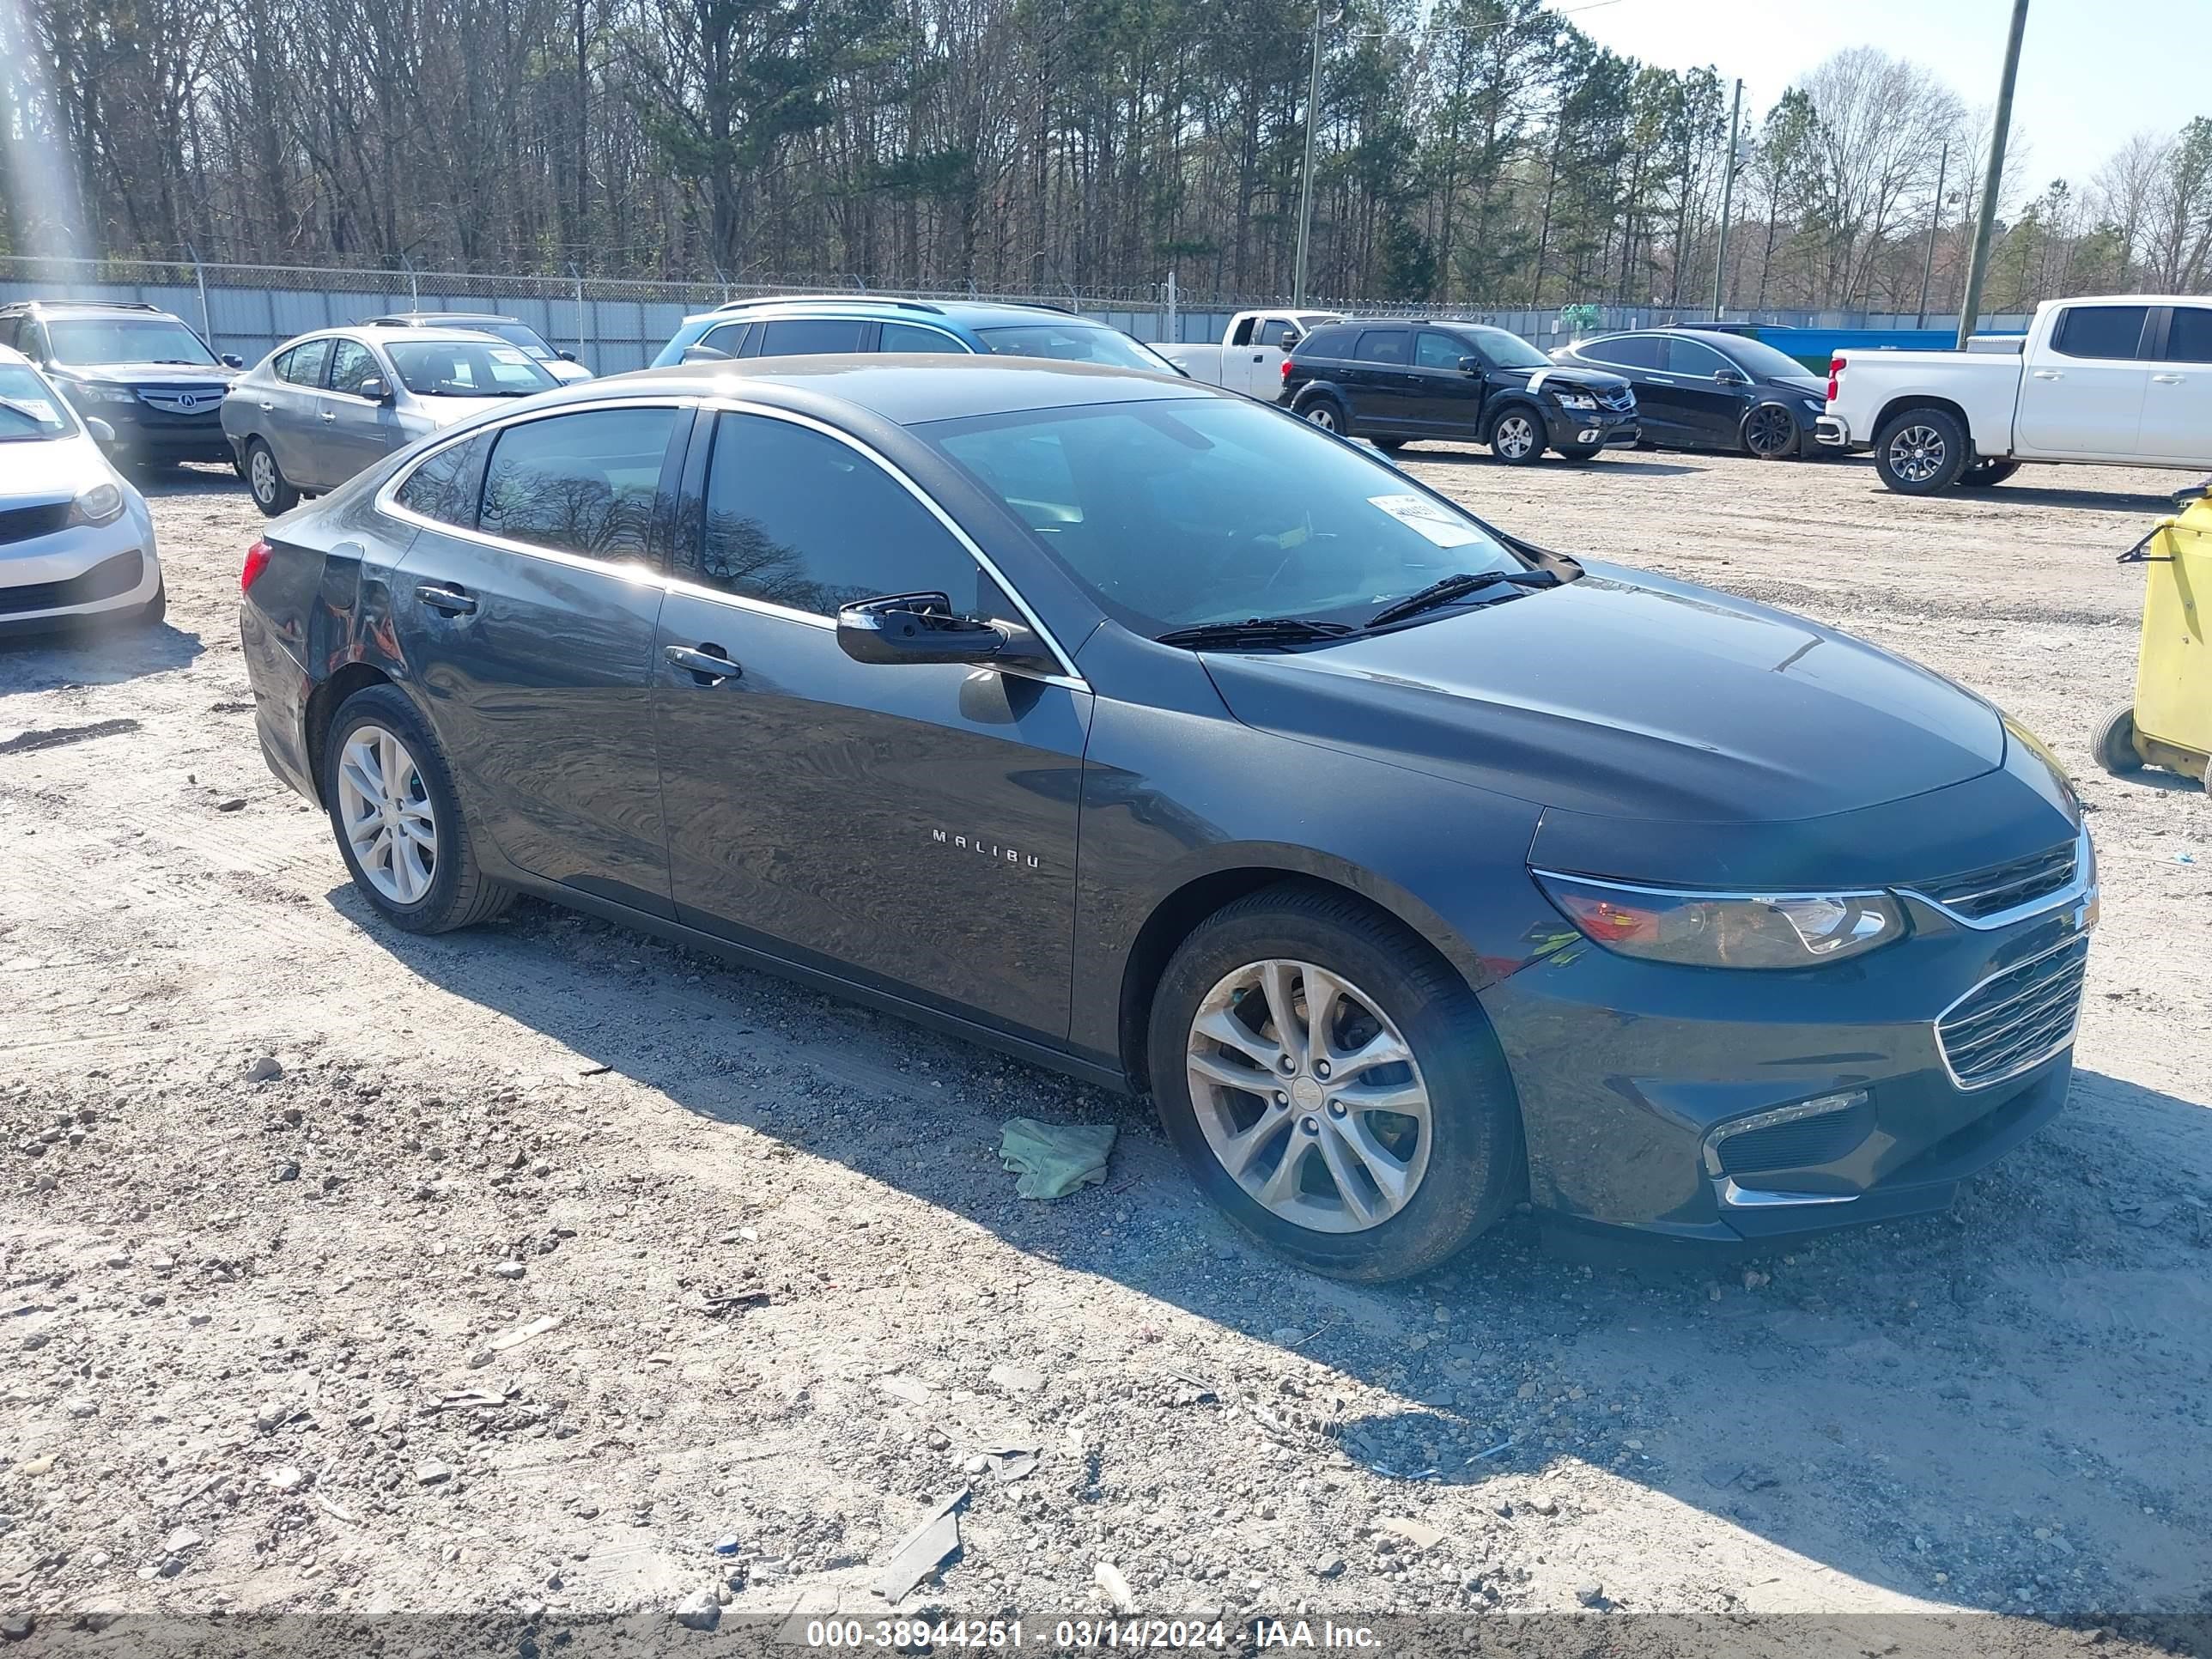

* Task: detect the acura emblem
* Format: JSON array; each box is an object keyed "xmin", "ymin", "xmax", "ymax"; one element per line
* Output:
[{"xmin": 176, "ymin": 393, "xmax": 198, "ymax": 410}]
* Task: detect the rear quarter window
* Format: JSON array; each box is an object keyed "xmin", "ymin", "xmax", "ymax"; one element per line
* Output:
[
  {"xmin": 394, "ymin": 432, "xmax": 491, "ymax": 526},
  {"xmin": 1293, "ymin": 325, "xmax": 1358, "ymax": 360}
]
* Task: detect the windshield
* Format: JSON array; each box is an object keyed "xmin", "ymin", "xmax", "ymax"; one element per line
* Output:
[
  {"xmin": 975, "ymin": 324, "xmax": 1173, "ymax": 374},
  {"xmin": 386, "ymin": 340, "xmax": 558, "ymax": 398},
  {"xmin": 1698, "ymin": 334, "xmax": 1820, "ymax": 381},
  {"xmin": 926, "ymin": 398, "xmax": 1525, "ymax": 635},
  {"xmin": 47, "ymin": 318, "xmax": 218, "ymax": 368},
  {"xmin": 1460, "ymin": 326, "xmax": 1550, "ymax": 369},
  {"xmin": 480, "ymin": 322, "xmax": 559, "ymax": 361},
  {"xmin": 0, "ymin": 365, "xmax": 77, "ymax": 441}
]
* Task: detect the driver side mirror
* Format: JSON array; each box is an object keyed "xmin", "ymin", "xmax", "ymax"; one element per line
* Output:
[
  {"xmin": 680, "ymin": 343, "xmax": 731, "ymax": 364},
  {"xmin": 1714, "ymin": 367, "xmax": 1750, "ymax": 386},
  {"xmin": 836, "ymin": 591, "xmax": 1046, "ymax": 670},
  {"xmin": 85, "ymin": 416, "xmax": 116, "ymax": 445},
  {"xmin": 221, "ymin": 353, "xmax": 245, "ymax": 369},
  {"xmin": 357, "ymin": 375, "xmax": 392, "ymax": 403},
  {"xmin": 558, "ymin": 349, "xmax": 579, "ymax": 362},
  {"xmin": 1279, "ymin": 329, "xmax": 1302, "ymax": 351}
]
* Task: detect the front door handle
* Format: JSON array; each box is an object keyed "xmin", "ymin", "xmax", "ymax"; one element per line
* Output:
[
  {"xmin": 319, "ymin": 409, "xmax": 337, "ymax": 422},
  {"xmin": 258, "ymin": 399, "xmax": 275, "ymax": 411},
  {"xmin": 665, "ymin": 642, "xmax": 740, "ymax": 685},
  {"xmin": 2152, "ymin": 373, "xmax": 2185, "ymax": 385},
  {"xmin": 2032, "ymin": 368, "xmax": 2063, "ymax": 380},
  {"xmin": 416, "ymin": 581, "xmax": 476, "ymax": 616}
]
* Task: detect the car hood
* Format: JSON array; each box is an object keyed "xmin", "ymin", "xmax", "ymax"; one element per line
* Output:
[
  {"xmin": 1201, "ymin": 562, "xmax": 2013, "ymax": 864},
  {"xmin": 0, "ymin": 432, "xmax": 118, "ymax": 504},
  {"xmin": 1493, "ymin": 363, "xmax": 1632, "ymax": 396},
  {"xmin": 411, "ymin": 395, "xmax": 524, "ymax": 427},
  {"xmin": 54, "ymin": 362, "xmax": 235, "ymax": 388},
  {"xmin": 1775, "ymin": 373, "xmax": 1828, "ymax": 398}
]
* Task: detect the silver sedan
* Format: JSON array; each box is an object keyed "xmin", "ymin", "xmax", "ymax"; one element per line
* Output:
[{"xmin": 221, "ymin": 327, "xmax": 562, "ymax": 516}]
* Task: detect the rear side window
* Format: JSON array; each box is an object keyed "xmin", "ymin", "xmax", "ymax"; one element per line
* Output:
[
  {"xmin": 1578, "ymin": 336, "xmax": 1661, "ymax": 369},
  {"xmin": 276, "ymin": 339, "xmax": 332, "ymax": 386},
  {"xmin": 2160, "ymin": 306, "xmax": 2212, "ymax": 363},
  {"xmin": 1356, "ymin": 330, "xmax": 1408, "ymax": 366},
  {"xmin": 689, "ymin": 411, "xmax": 981, "ymax": 617},
  {"xmin": 879, "ymin": 321, "xmax": 968, "ymax": 354},
  {"xmin": 478, "ymin": 406, "xmax": 679, "ymax": 562},
  {"xmin": 758, "ymin": 318, "xmax": 867, "ymax": 356},
  {"xmin": 697, "ymin": 320, "xmax": 754, "ymax": 357},
  {"xmin": 394, "ymin": 432, "xmax": 490, "ymax": 526},
  {"xmin": 2052, "ymin": 306, "xmax": 2148, "ymax": 361}
]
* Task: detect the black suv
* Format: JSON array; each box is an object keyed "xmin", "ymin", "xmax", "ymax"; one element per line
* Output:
[
  {"xmin": 1281, "ymin": 319, "xmax": 1638, "ymax": 463},
  {"xmin": 0, "ymin": 301, "xmax": 243, "ymax": 469}
]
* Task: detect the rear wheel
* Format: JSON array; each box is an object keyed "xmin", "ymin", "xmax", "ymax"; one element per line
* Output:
[
  {"xmin": 1742, "ymin": 402, "xmax": 1800, "ymax": 459},
  {"xmin": 2094, "ymin": 704, "xmax": 2143, "ymax": 776},
  {"xmin": 1873, "ymin": 407, "xmax": 1969, "ymax": 494},
  {"xmin": 1487, "ymin": 404, "xmax": 1545, "ymax": 465},
  {"xmin": 322, "ymin": 684, "xmax": 513, "ymax": 933},
  {"xmin": 1957, "ymin": 459, "xmax": 2022, "ymax": 489},
  {"xmin": 1147, "ymin": 882, "xmax": 1523, "ymax": 1281},
  {"xmin": 246, "ymin": 439, "xmax": 299, "ymax": 517},
  {"xmin": 1301, "ymin": 398, "xmax": 1349, "ymax": 437}
]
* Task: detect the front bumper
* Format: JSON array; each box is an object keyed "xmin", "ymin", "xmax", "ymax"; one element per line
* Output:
[
  {"xmin": 0, "ymin": 510, "xmax": 161, "ymax": 634},
  {"xmin": 1482, "ymin": 875, "xmax": 2094, "ymax": 1246},
  {"xmin": 1540, "ymin": 402, "xmax": 1638, "ymax": 448},
  {"xmin": 75, "ymin": 399, "xmax": 233, "ymax": 464}
]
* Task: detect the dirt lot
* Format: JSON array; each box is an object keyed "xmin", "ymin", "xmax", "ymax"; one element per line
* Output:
[{"xmin": 2, "ymin": 446, "xmax": 2208, "ymax": 1643}]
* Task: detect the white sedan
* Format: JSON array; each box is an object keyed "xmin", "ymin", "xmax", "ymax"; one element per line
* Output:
[{"xmin": 0, "ymin": 343, "xmax": 163, "ymax": 634}]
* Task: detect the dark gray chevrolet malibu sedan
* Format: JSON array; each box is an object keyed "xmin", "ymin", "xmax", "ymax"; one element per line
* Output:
[{"xmin": 237, "ymin": 356, "xmax": 2096, "ymax": 1280}]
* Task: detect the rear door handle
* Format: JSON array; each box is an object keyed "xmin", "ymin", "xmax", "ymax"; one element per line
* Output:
[
  {"xmin": 319, "ymin": 409, "xmax": 337, "ymax": 422},
  {"xmin": 416, "ymin": 582, "xmax": 476, "ymax": 616},
  {"xmin": 665, "ymin": 642, "xmax": 740, "ymax": 684},
  {"xmin": 2152, "ymin": 373, "xmax": 2185, "ymax": 384},
  {"xmin": 258, "ymin": 399, "xmax": 275, "ymax": 411},
  {"xmin": 2032, "ymin": 368, "xmax": 2063, "ymax": 380}
]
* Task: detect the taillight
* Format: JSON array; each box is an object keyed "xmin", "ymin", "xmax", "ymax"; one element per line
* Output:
[
  {"xmin": 1281, "ymin": 357, "xmax": 1294, "ymax": 383},
  {"xmin": 240, "ymin": 539, "xmax": 272, "ymax": 592},
  {"xmin": 1826, "ymin": 356, "xmax": 1844, "ymax": 403}
]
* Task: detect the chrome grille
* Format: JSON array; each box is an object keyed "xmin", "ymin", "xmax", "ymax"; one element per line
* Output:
[
  {"xmin": 1936, "ymin": 934, "xmax": 2088, "ymax": 1090},
  {"xmin": 1920, "ymin": 842, "xmax": 2076, "ymax": 920},
  {"xmin": 137, "ymin": 386, "xmax": 226, "ymax": 416},
  {"xmin": 1598, "ymin": 385, "xmax": 1635, "ymax": 412}
]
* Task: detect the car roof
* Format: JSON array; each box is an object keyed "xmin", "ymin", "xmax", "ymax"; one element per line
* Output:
[
  {"xmin": 298, "ymin": 325, "xmax": 511, "ymax": 347},
  {"xmin": 678, "ymin": 296, "xmax": 1108, "ymax": 329},
  {"xmin": 544, "ymin": 355, "xmax": 1216, "ymax": 426},
  {"xmin": 367, "ymin": 312, "xmax": 524, "ymax": 325},
  {"xmin": 0, "ymin": 300, "xmax": 185, "ymax": 320}
]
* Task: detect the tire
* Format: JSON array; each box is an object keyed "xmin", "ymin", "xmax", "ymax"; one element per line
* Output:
[
  {"xmin": 1301, "ymin": 397, "xmax": 1350, "ymax": 438},
  {"xmin": 1957, "ymin": 459, "xmax": 2022, "ymax": 489},
  {"xmin": 1873, "ymin": 407, "xmax": 1970, "ymax": 494},
  {"xmin": 1741, "ymin": 402, "xmax": 1801, "ymax": 459},
  {"xmin": 1555, "ymin": 443, "xmax": 1602, "ymax": 462},
  {"xmin": 1486, "ymin": 404, "xmax": 1546, "ymax": 465},
  {"xmin": 321, "ymin": 684, "xmax": 514, "ymax": 933},
  {"xmin": 136, "ymin": 579, "xmax": 166, "ymax": 629},
  {"xmin": 246, "ymin": 438, "xmax": 300, "ymax": 517},
  {"xmin": 1146, "ymin": 880, "xmax": 1524, "ymax": 1281},
  {"xmin": 2093, "ymin": 704, "xmax": 2143, "ymax": 776}
]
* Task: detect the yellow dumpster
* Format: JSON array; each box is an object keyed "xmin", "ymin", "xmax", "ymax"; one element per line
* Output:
[{"xmin": 2098, "ymin": 481, "xmax": 2212, "ymax": 788}]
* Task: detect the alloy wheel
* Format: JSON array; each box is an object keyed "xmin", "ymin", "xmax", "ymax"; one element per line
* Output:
[
  {"xmin": 335, "ymin": 723, "xmax": 438, "ymax": 905},
  {"xmin": 1305, "ymin": 405, "xmax": 1339, "ymax": 433},
  {"xmin": 1887, "ymin": 423, "xmax": 1947, "ymax": 484},
  {"xmin": 250, "ymin": 447, "xmax": 277, "ymax": 506},
  {"xmin": 1184, "ymin": 958, "xmax": 1432, "ymax": 1233},
  {"xmin": 1745, "ymin": 404, "xmax": 1796, "ymax": 457},
  {"xmin": 1493, "ymin": 414, "xmax": 1535, "ymax": 458}
]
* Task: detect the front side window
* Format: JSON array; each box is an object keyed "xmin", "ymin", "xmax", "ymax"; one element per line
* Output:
[
  {"xmin": 1705, "ymin": 335, "xmax": 1817, "ymax": 380},
  {"xmin": 927, "ymin": 398, "xmax": 1522, "ymax": 635},
  {"xmin": 758, "ymin": 318, "xmax": 867, "ymax": 356},
  {"xmin": 2052, "ymin": 305, "xmax": 2148, "ymax": 361},
  {"xmin": 1458, "ymin": 326, "xmax": 1550, "ymax": 368},
  {"xmin": 386, "ymin": 340, "xmax": 556, "ymax": 398},
  {"xmin": 1415, "ymin": 331, "xmax": 1467, "ymax": 370},
  {"xmin": 1256, "ymin": 319, "xmax": 1301, "ymax": 349},
  {"xmin": 1356, "ymin": 330, "xmax": 1408, "ymax": 366},
  {"xmin": 478, "ymin": 407, "xmax": 678, "ymax": 562},
  {"xmin": 2160, "ymin": 306, "xmax": 2212, "ymax": 364},
  {"xmin": 975, "ymin": 324, "xmax": 1169, "ymax": 372},
  {"xmin": 879, "ymin": 321, "xmax": 969, "ymax": 355},
  {"xmin": 0, "ymin": 363, "xmax": 76, "ymax": 441},
  {"xmin": 327, "ymin": 339, "xmax": 380, "ymax": 396},
  {"xmin": 276, "ymin": 338, "xmax": 333, "ymax": 387},
  {"xmin": 1664, "ymin": 339, "xmax": 1731, "ymax": 378},
  {"xmin": 689, "ymin": 412, "xmax": 981, "ymax": 617},
  {"xmin": 46, "ymin": 317, "xmax": 217, "ymax": 367}
]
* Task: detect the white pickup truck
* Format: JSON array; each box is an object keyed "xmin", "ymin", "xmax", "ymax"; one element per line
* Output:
[
  {"xmin": 1820, "ymin": 294, "xmax": 2212, "ymax": 494},
  {"xmin": 1160, "ymin": 309, "xmax": 1344, "ymax": 398}
]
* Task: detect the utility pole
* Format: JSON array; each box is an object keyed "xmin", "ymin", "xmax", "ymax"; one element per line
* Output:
[
  {"xmin": 1956, "ymin": 0, "xmax": 2029, "ymax": 349},
  {"xmin": 1916, "ymin": 142, "xmax": 1949, "ymax": 329},
  {"xmin": 1710, "ymin": 77, "xmax": 1743, "ymax": 322},
  {"xmin": 1292, "ymin": 1, "xmax": 1324, "ymax": 305}
]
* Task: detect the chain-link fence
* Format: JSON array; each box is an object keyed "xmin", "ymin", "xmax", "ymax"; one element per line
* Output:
[{"xmin": 0, "ymin": 253, "xmax": 2036, "ymax": 372}]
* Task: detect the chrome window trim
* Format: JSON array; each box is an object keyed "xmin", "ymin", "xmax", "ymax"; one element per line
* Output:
[
  {"xmin": 1898, "ymin": 824, "xmax": 2094, "ymax": 932},
  {"xmin": 374, "ymin": 393, "xmax": 1089, "ymax": 692},
  {"xmin": 1933, "ymin": 929, "xmax": 2090, "ymax": 1092}
]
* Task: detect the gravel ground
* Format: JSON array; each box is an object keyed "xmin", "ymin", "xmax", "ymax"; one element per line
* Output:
[{"xmin": 2, "ymin": 447, "xmax": 2208, "ymax": 1644}]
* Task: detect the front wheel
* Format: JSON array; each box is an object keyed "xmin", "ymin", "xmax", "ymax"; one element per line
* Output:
[
  {"xmin": 246, "ymin": 438, "xmax": 300, "ymax": 517},
  {"xmin": 2094, "ymin": 704, "xmax": 2143, "ymax": 776},
  {"xmin": 1742, "ymin": 402, "xmax": 1801, "ymax": 459},
  {"xmin": 1874, "ymin": 407, "xmax": 1969, "ymax": 494},
  {"xmin": 322, "ymin": 684, "xmax": 513, "ymax": 933},
  {"xmin": 1487, "ymin": 405, "xmax": 1546, "ymax": 465},
  {"xmin": 1957, "ymin": 459, "xmax": 2022, "ymax": 489},
  {"xmin": 1146, "ymin": 882, "xmax": 1524, "ymax": 1281}
]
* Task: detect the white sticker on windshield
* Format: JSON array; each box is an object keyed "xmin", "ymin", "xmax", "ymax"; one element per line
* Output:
[
  {"xmin": 16, "ymin": 400, "xmax": 60, "ymax": 424},
  {"xmin": 1368, "ymin": 493, "xmax": 1485, "ymax": 548},
  {"xmin": 489, "ymin": 347, "xmax": 529, "ymax": 364}
]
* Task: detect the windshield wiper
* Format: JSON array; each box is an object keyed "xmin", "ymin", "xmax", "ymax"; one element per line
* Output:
[
  {"xmin": 1156, "ymin": 616, "xmax": 1357, "ymax": 650},
  {"xmin": 1364, "ymin": 568, "xmax": 1559, "ymax": 629}
]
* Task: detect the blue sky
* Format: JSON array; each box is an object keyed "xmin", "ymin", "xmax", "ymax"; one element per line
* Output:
[{"xmin": 1555, "ymin": 0, "xmax": 2209, "ymax": 192}]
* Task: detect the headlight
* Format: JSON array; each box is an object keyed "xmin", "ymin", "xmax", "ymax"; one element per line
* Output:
[
  {"xmin": 1552, "ymin": 390, "xmax": 1598, "ymax": 410},
  {"xmin": 71, "ymin": 384, "xmax": 138, "ymax": 405},
  {"xmin": 1534, "ymin": 872, "xmax": 1906, "ymax": 969},
  {"xmin": 66, "ymin": 483, "xmax": 126, "ymax": 527}
]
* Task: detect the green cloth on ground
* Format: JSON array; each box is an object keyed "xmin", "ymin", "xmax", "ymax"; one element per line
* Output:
[{"xmin": 998, "ymin": 1117, "xmax": 1117, "ymax": 1200}]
